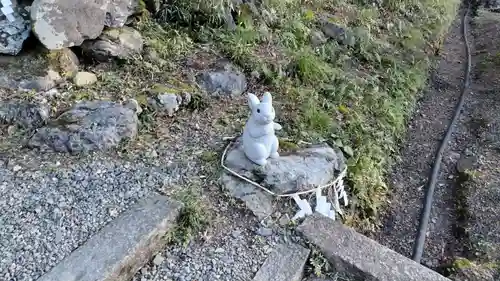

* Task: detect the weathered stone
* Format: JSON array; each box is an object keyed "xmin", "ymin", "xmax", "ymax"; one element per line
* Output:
[
  {"xmin": 28, "ymin": 100, "xmax": 138, "ymax": 153},
  {"xmin": 0, "ymin": 6, "xmax": 30, "ymax": 55},
  {"xmin": 221, "ymin": 138, "xmax": 345, "ymax": 218},
  {"xmin": 124, "ymin": 98, "xmax": 142, "ymax": 114},
  {"xmin": 155, "ymin": 93, "xmax": 180, "ymax": 117},
  {"xmin": 46, "ymin": 69, "xmax": 63, "ymax": 82},
  {"xmin": 147, "ymin": 85, "xmax": 192, "ymax": 116},
  {"xmin": 221, "ymin": 172, "xmax": 274, "ymax": 219},
  {"xmin": 197, "ymin": 65, "xmax": 247, "ymax": 96},
  {"xmin": 37, "ymin": 194, "xmax": 183, "ymax": 281},
  {"xmin": 321, "ymin": 20, "xmax": 356, "ymax": 47},
  {"xmin": 73, "ymin": 71, "xmax": 97, "ymax": 86},
  {"xmin": 152, "ymin": 254, "xmax": 165, "ymax": 266},
  {"xmin": 256, "ymin": 227, "xmax": 273, "ymax": 237},
  {"xmin": 0, "ymin": 73, "xmax": 19, "ymax": 89},
  {"xmin": 181, "ymin": 92, "xmax": 192, "ymax": 104},
  {"xmin": 456, "ymin": 154, "xmax": 478, "ymax": 174},
  {"xmin": 17, "ymin": 68, "xmax": 63, "ymax": 92},
  {"xmin": 48, "ymin": 48, "xmax": 80, "ymax": 78},
  {"xmin": 310, "ymin": 30, "xmax": 327, "ymax": 46},
  {"xmin": 0, "ymin": 101, "xmax": 50, "ymax": 128},
  {"xmin": 253, "ymin": 243, "xmax": 310, "ymax": 281},
  {"xmin": 226, "ymin": 138, "xmax": 345, "ymax": 194},
  {"xmin": 297, "ymin": 214, "xmax": 452, "ymax": 281},
  {"xmin": 105, "ymin": 0, "xmax": 140, "ymax": 27},
  {"xmin": 81, "ymin": 27, "xmax": 143, "ymax": 61},
  {"xmin": 19, "ymin": 76, "xmax": 56, "ymax": 92},
  {"xmin": 30, "ymin": 0, "xmax": 141, "ymax": 49}
]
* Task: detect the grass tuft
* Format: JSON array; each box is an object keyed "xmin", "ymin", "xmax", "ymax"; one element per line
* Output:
[{"xmin": 166, "ymin": 187, "xmax": 210, "ymax": 247}]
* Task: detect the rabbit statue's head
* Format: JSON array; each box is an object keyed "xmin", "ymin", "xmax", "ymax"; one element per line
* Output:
[{"xmin": 248, "ymin": 92, "xmax": 275, "ymax": 125}]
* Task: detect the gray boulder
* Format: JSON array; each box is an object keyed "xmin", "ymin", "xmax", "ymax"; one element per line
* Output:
[
  {"xmin": 0, "ymin": 7, "xmax": 31, "ymax": 55},
  {"xmin": 48, "ymin": 48, "xmax": 80, "ymax": 78},
  {"xmin": 28, "ymin": 101, "xmax": 138, "ymax": 153},
  {"xmin": 30, "ymin": 0, "xmax": 140, "ymax": 49},
  {"xmin": 146, "ymin": 85, "xmax": 193, "ymax": 117},
  {"xmin": 310, "ymin": 30, "xmax": 327, "ymax": 46},
  {"xmin": 81, "ymin": 26, "xmax": 143, "ymax": 61},
  {"xmin": 0, "ymin": 101, "xmax": 50, "ymax": 128},
  {"xmin": 221, "ymin": 138, "xmax": 345, "ymax": 219},
  {"xmin": 197, "ymin": 64, "xmax": 247, "ymax": 96},
  {"xmin": 320, "ymin": 19, "xmax": 356, "ymax": 47},
  {"xmin": 18, "ymin": 69, "xmax": 62, "ymax": 92}
]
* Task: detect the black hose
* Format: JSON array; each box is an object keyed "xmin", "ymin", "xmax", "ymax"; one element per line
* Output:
[{"xmin": 411, "ymin": 3, "xmax": 472, "ymax": 263}]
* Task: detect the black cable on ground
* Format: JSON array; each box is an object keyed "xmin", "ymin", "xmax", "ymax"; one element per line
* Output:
[{"xmin": 411, "ymin": 3, "xmax": 473, "ymax": 263}]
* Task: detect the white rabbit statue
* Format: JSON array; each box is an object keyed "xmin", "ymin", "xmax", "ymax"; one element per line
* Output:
[{"xmin": 242, "ymin": 92, "xmax": 282, "ymax": 166}]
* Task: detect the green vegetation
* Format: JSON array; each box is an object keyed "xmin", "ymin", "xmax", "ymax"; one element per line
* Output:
[
  {"xmin": 308, "ymin": 246, "xmax": 332, "ymax": 277},
  {"xmin": 306, "ymin": 245, "xmax": 355, "ymax": 280},
  {"xmin": 443, "ymin": 257, "xmax": 499, "ymax": 278},
  {"xmin": 140, "ymin": 0, "xmax": 460, "ymax": 230},
  {"xmin": 166, "ymin": 187, "xmax": 210, "ymax": 247},
  {"xmin": 453, "ymin": 257, "xmax": 474, "ymax": 270}
]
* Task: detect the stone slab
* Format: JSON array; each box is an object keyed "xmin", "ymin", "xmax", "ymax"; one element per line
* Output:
[
  {"xmin": 297, "ymin": 214, "xmax": 452, "ymax": 281},
  {"xmin": 222, "ymin": 137, "xmax": 345, "ymax": 219},
  {"xmin": 37, "ymin": 194, "xmax": 183, "ymax": 281},
  {"xmin": 253, "ymin": 243, "xmax": 310, "ymax": 281}
]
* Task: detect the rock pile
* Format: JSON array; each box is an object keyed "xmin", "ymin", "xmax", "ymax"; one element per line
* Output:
[
  {"xmin": 31, "ymin": 0, "xmax": 139, "ymax": 49},
  {"xmin": 0, "ymin": 0, "xmax": 252, "ymax": 155},
  {"xmin": 0, "ymin": 0, "xmax": 147, "ymax": 56}
]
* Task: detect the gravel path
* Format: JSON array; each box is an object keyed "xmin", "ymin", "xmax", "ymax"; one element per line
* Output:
[
  {"xmin": 0, "ymin": 151, "xmax": 177, "ymax": 280},
  {"xmin": 132, "ymin": 206, "xmax": 279, "ymax": 281}
]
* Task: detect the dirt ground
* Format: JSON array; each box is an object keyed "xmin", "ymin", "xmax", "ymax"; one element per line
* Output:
[{"xmin": 375, "ymin": 7, "xmax": 500, "ymax": 279}]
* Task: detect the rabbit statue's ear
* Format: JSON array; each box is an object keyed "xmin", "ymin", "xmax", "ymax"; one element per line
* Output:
[
  {"xmin": 262, "ymin": 92, "xmax": 272, "ymax": 104},
  {"xmin": 248, "ymin": 93, "xmax": 260, "ymax": 109}
]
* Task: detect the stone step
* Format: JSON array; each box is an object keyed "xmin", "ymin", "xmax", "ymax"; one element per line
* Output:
[
  {"xmin": 297, "ymin": 214, "xmax": 452, "ymax": 281},
  {"xmin": 253, "ymin": 242, "xmax": 310, "ymax": 281},
  {"xmin": 37, "ymin": 194, "xmax": 183, "ymax": 281}
]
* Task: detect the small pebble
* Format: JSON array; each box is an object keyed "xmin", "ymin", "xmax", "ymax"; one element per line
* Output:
[
  {"xmin": 256, "ymin": 227, "xmax": 273, "ymax": 237},
  {"xmin": 153, "ymin": 254, "xmax": 165, "ymax": 266},
  {"xmin": 231, "ymin": 230, "xmax": 242, "ymax": 239}
]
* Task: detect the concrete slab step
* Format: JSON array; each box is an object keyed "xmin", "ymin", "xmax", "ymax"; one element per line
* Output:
[
  {"xmin": 297, "ymin": 214, "xmax": 452, "ymax": 281},
  {"xmin": 253, "ymin": 242, "xmax": 310, "ymax": 281},
  {"xmin": 37, "ymin": 194, "xmax": 183, "ymax": 281}
]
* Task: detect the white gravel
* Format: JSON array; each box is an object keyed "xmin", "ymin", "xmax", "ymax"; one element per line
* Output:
[
  {"xmin": 0, "ymin": 151, "xmax": 181, "ymax": 281},
  {"xmin": 133, "ymin": 223, "xmax": 276, "ymax": 281}
]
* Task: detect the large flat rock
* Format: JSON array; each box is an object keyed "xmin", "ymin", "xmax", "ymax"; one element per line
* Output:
[
  {"xmin": 253, "ymin": 243, "xmax": 310, "ymax": 281},
  {"xmin": 27, "ymin": 100, "xmax": 138, "ymax": 153},
  {"xmin": 222, "ymin": 138, "xmax": 345, "ymax": 219},
  {"xmin": 298, "ymin": 214, "xmax": 451, "ymax": 281},
  {"xmin": 37, "ymin": 194, "xmax": 183, "ymax": 281}
]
